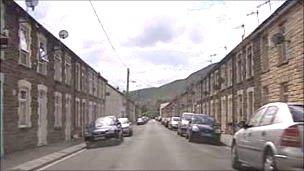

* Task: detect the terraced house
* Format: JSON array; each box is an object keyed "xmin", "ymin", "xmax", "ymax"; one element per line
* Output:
[
  {"xmin": 162, "ymin": 0, "xmax": 303, "ymax": 135},
  {"xmin": 0, "ymin": 1, "xmax": 107, "ymax": 155}
]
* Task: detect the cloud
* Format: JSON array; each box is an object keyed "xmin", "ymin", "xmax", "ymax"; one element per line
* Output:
[
  {"xmin": 137, "ymin": 49, "xmax": 188, "ymax": 66},
  {"xmin": 126, "ymin": 17, "xmax": 183, "ymax": 47}
]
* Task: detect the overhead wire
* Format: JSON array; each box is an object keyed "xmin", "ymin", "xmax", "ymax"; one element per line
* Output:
[{"xmin": 88, "ymin": 0, "xmax": 128, "ymax": 68}]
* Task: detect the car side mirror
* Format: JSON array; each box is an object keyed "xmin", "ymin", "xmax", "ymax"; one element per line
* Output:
[{"xmin": 238, "ymin": 121, "xmax": 251, "ymax": 129}]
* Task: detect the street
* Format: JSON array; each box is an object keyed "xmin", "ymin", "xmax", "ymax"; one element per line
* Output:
[{"xmin": 41, "ymin": 120, "xmax": 233, "ymax": 170}]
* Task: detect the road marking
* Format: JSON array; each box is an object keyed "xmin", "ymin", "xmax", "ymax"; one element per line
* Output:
[{"xmin": 36, "ymin": 149, "xmax": 86, "ymax": 171}]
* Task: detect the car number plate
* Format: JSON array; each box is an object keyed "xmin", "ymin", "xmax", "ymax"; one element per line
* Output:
[{"xmin": 95, "ymin": 136, "xmax": 105, "ymax": 140}]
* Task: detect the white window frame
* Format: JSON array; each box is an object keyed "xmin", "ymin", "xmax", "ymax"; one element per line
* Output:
[
  {"xmin": 54, "ymin": 50, "xmax": 62, "ymax": 82},
  {"xmin": 246, "ymin": 44, "xmax": 254, "ymax": 79},
  {"xmin": 75, "ymin": 63, "xmax": 81, "ymax": 91},
  {"xmin": 81, "ymin": 66, "xmax": 86, "ymax": 92},
  {"xmin": 18, "ymin": 21, "xmax": 32, "ymax": 67},
  {"xmin": 246, "ymin": 87, "xmax": 255, "ymax": 121},
  {"xmin": 54, "ymin": 92, "xmax": 62, "ymax": 128},
  {"xmin": 261, "ymin": 34, "xmax": 269, "ymax": 71},
  {"xmin": 37, "ymin": 33, "xmax": 48, "ymax": 75},
  {"xmin": 64, "ymin": 54, "xmax": 71, "ymax": 85},
  {"xmin": 236, "ymin": 52, "xmax": 243, "ymax": 83},
  {"xmin": 18, "ymin": 80, "xmax": 32, "ymax": 128}
]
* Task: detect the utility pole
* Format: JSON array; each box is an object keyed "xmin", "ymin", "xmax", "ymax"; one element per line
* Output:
[{"xmin": 126, "ymin": 68, "xmax": 130, "ymax": 118}]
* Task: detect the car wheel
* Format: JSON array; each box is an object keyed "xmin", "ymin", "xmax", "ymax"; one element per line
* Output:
[
  {"xmin": 263, "ymin": 149, "xmax": 277, "ymax": 171},
  {"xmin": 188, "ymin": 133, "xmax": 194, "ymax": 142},
  {"xmin": 129, "ymin": 130, "xmax": 133, "ymax": 136},
  {"xmin": 231, "ymin": 144, "xmax": 242, "ymax": 170},
  {"xmin": 185, "ymin": 133, "xmax": 189, "ymax": 139}
]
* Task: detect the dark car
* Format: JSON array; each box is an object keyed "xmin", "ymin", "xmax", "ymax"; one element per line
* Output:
[
  {"xmin": 185, "ymin": 114, "xmax": 221, "ymax": 144},
  {"xmin": 84, "ymin": 116, "xmax": 123, "ymax": 148}
]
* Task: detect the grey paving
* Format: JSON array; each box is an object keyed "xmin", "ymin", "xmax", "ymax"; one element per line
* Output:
[
  {"xmin": 43, "ymin": 120, "xmax": 234, "ymax": 170},
  {"xmin": 8, "ymin": 143, "xmax": 85, "ymax": 171}
]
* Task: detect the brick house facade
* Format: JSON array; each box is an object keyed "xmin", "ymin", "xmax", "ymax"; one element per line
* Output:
[
  {"xmin": 0, "ymin": 1, "xmax": 107, "ymax": 155},
  {"xmin": 162, "ymin": 0, "xmax": 303, "ymax": 134}
]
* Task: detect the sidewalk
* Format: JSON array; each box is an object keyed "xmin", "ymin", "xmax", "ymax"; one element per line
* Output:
[
  {"xmin": 220, "ymin": 134, "xmax": 233, "ymax": 147},
  {"xmin": 1, "ymin": 139, "xmax": 85, "ymax": 171}
]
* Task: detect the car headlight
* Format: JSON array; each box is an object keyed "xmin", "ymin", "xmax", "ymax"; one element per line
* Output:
[{"xmin": 192, "ymin": 125, "xmax": 200, "ymax": 132}]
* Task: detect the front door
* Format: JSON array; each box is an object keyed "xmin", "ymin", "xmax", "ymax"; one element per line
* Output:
[
  {"xmin": 37, "ymin": 85, "xmax": 48, "ymax": 146},
  {"xmin": 65, "ymin": 95, "xmax": 71, "ymax": 141}
]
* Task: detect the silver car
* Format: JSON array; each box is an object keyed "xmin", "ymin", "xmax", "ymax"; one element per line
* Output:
[{"xmin": 231, "ymin": 102, "xmax": 303, "ymax": 171}]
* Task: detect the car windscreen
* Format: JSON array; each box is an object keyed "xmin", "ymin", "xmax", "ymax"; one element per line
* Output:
[
  {"xmin": 172, "ymin": 118, "xmax": 180, "ymax": 121},
  {"xmin": 95, "ymin": 117, "xmax": 115, "ymax": 127},
  {"xmin": 182, "ymin": 114, "xmax": 193, "ymax": 121},
  {"xmin": 192, "ymin": 116, "xmax": 214, "ymax": 125},
  {"xmin": 119, "ymin": 118, "xmax": 129, "ymax": 124},
  {"xmin": 289, "ymin": 105, "xmax": 304, "ymax": 122}
]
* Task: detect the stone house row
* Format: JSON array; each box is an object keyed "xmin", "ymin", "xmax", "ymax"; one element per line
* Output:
[
  {"xmin": 0, "ymin": 0, "xmax": 112, "ymax": 155},
  {"xmin": 161, "ymin": 0, "xmax": 303, "ymax": 134},
  {"xmin": 105, "ymin": 83, "xmax": 136, "ymax": 123}
]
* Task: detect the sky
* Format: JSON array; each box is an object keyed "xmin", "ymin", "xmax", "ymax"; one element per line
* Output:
[{"xmin": 15, "ymin": 0, "xmax": 286, "ymax": 91}]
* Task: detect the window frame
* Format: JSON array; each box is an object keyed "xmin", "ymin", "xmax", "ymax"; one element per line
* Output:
[
  {"xmin": 18, "ymin": 22, "xmax": 32, "ymax": 67},
  {"xmin": 54, "ymin": 92, "xmax": 62, "ymax": 128},
  {"xmin": 36, "ymin": 33, "xmax": 48, "ymax": 75},
  {"xmin": 64, "ymin": 54, "xmax": 72, "ymax": 85},
  {"xmin": 246, "ymin": 44, "xmax": 254, "ymax": 79},
  {"xmin": 54, "ymin": 50, "xmax": 62, "ymax": 82}
]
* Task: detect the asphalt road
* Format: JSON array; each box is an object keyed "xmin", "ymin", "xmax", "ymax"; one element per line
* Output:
[{"xmin": 42, "ymin": 120, "xmax": 233, "ymax": 170}]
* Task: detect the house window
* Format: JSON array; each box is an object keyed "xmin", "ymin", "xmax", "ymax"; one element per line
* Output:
[
  {"xmin": 64, "ymin": 55, "xmax": 71, "ymax": 85},
  {"xmin": 81, "ymin": 67, "xmax": 86, "ymax": 92},
  {"xmin": 278, "ymin": 24, "xmax": 290, "ymax": 64},
  {"xmin": 19, "ymin": 22, "xmax": 31, "ymax": 67},
  {"xmin": 54, "ymin": 92, "xmax": 62, "ymax": 128},
  {"xmin": 246, "ymin": 45, "xmax": 254, "ymax": 79},
  {"xmin": 262, "ymin": 85, "xmax": 269, "ymax": 105},
  {"xmin": 88, "ymin": 71, "xmax": 93, "ymax": 95},
  {"xmin": 54, "ymin": 50, "xmax": 62, "ymax": 82},
  {"xmin": 75, "ymin": 63, "xmax": 80, "ymax": 91},
  {"xmin": 37, "ymin": 34, "xmax": 48, "ymax": 75},
  {"xmin": 246, "ymin": 88, "xmax": 254, "ymax": 122},
  {"xmin": 261, "ymin": 34, "xmax": 269, "ymax": 71},
  {"xmin": 280, "ymin": 82, "xmax": 288, "ymax": 102},
  {"xmin": 220, "ymin": 64, "xmax": 227, "ymax": 89},
  {"xmin": 236, "ymin": 52, "xmax": 243, "ymax": 83},
  {"xmin": 227, "ymin": 60, "xmax": 233, "ymax": 86},
  {"xmin": 18, "ymin": 80, "xmax": 32, "ymax": 128}
]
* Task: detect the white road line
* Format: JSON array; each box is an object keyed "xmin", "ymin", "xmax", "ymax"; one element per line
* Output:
[{"xmin": 36, "ymin": 149, "xmax": 86, "ymax": 171}]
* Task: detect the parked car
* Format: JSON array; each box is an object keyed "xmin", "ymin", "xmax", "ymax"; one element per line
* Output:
[
  {"xmin": 231, "ymin": 102, "xmax": 304, "ymax": 171},
  {"xmin": 137, "ymin": 117, "xmax": 145, "ymax": 125},
  {"xmin": 177, "ymin": 113, "xmax": 194, "ymax": 136},
  {"xmin": 84, "ymin": 116, "xmax": 123, "ymax": 148},
  {"xmin": 118, "ymin": 117, "xmax": 133, "ymax": 136},
  {"xmin": 168, "ymin": 116, "xmax": 180, "ymax": 130},
  {"xmin": 164, "ymin": 117, "xmax": 170, "ymax": 127},
  {"xmin": 185, "ymin": 114, "xmax": 221, "ymax": 144}
]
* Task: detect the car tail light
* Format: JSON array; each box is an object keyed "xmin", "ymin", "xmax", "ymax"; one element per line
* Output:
[{"xmin": 280, "ymin": 125, "xmax": 301, "ymax": 147}]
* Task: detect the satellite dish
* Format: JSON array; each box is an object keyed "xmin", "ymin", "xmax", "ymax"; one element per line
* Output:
[
  {"xmin": 59, "ymin": 30, "xmax": 69, "ymax": 39},
  {"xmin": 25, "ymin": 0, "xmax": 39, "ymax": 11},
  {"xmin": 271, "ymin": 32, "xmax": 285, "ymax": 45}
]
